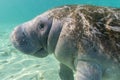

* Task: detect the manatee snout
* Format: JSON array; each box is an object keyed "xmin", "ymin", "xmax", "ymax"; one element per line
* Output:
[
  {"xmin": 11, "ymin": 20, "xmax": 50, "ymax": 58},
  {"xmin": 11, "ymin": 12, "xmax": 55, "ymax": 58},
  {"xmin": 11, "ymin": 25, "xmax": 38, "ymax": 54}
]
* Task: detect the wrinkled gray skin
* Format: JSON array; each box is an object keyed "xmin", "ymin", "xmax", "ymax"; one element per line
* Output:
[{"xmin": 11, "ymin": 5, "xmax": 120, "ymax": 80}]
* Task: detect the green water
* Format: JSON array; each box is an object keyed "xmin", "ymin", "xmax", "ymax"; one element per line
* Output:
[{"xmin": 0, "ymin": 0, "xmax": 120, "ymax": 80}]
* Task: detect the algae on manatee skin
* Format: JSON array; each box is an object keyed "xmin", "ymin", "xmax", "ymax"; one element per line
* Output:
[
  {"xmin": 50, "ymin": 5, "xmax": 120, "ymax": 63},
  {"xmin": 77, "ymin": 5, "xmax": 120, "ymax": 63}
]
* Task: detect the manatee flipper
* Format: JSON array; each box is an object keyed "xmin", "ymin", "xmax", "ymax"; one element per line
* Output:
[
  {"xmin": 59, "ymin": 63, "xmax": 74, "ymax": 80},
  {"xmin": 75, "ymin": 61, "xmax": 102, "ymax": 80}
]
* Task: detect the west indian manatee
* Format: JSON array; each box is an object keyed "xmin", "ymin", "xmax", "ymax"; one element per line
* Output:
[{"xmin": 11, "ymin": 5, "xmax": 120, "ymax": 80}]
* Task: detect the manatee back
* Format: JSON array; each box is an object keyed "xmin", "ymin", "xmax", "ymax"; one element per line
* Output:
[
  {"xmin": 49, "ymin": 5, "xmax": 120, "ymax": 63},
  {"xmin": 67, "ymin": 5, "xmax": 120, "ymax": 64}
]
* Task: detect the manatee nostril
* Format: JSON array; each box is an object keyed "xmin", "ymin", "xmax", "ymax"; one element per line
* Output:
[
  {"xmin": 19, "ymin": 38, "xmax": 27, "ymax": 46},
  {"xmin": 22, "ymin": 31, "xmax": 26, "ymax": 36},
  {"xmin": 13, "ymin": 27, "xmax": 28, "ymax": 46},
  {"xmin": 17, "ymin": 31, "xmax": 28, "ymax": 46}
]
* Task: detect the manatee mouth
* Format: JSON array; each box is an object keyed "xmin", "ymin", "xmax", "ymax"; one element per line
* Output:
[{"xmin": 32, "ymin": 47, "xmax": 49, "ymax": 58}]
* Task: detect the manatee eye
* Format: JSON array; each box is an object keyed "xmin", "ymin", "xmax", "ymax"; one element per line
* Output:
[{"xmin": 39, "ymin": 23, "xmax": 44, "ymax": 29}]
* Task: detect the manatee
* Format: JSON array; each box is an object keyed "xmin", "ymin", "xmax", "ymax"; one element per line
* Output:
[{"xmin": 11, "ymin": 5, "xmax": 120, "ymax": 80}]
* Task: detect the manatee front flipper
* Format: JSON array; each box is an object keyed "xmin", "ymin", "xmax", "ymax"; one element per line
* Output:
[
  {"xmin": 59, "ymin": 63, "xmax": 74, "ymax": 80},
  {"xmin": 75, "ymin": 61, "xmax": 102, "ymax": 80}
]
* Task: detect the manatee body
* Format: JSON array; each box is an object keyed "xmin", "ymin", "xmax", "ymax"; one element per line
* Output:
[{"xmin": 11, "ymin": 5, "xmax": 120, "ymax": 80}]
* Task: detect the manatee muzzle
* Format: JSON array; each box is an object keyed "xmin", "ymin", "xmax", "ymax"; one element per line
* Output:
[{"xmin": 11, "ymin": 26, "xmax": 39, "ymax": 54}]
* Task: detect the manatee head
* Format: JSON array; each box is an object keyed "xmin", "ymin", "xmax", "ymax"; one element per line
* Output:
[{"xmin": 11, "ymin": 12, "xmax": 53, "ymax": 58}]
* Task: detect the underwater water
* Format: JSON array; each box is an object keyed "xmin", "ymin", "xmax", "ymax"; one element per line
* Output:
[{"xmin": 0, "ymin": 0, "xmax": 120, "ymax": 80}]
